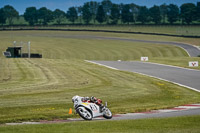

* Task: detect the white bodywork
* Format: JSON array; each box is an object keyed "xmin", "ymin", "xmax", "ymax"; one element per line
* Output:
[{"xmin": 73, "ymin": 96, "xmax": 104, "ymax": 118}]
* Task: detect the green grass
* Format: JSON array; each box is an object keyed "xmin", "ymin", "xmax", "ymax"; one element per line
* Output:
[
  {"xmin": 0, "ymin": 31, "xmax": 190, "ymax": 59},
  {"xmin": 0, "ymin": 31, "xmax": 200, "ymax": 124},
  {"xmin": 3, "ymin": 25, "xmax": 200, "ymax": 36},
  {"xmin": 0, "ymin": 115, "xmax": 200, "ymax": 133},
  {"xmin": 56, "ymin": 25, "xmax": 200, "ymax": 36},
  {"xmin": 148, "ymin": 57, "xmax": 200, "ymax": 70}
]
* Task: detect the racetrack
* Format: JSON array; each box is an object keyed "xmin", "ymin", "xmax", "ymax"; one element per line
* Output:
[
  {"xmin": 88, "ymin": 61, "xmax": 200, "ymax": 92},
  {"xmin": 23, "ymin": 33, "xmax": 200, "ymax": 57},
  {"xmin": 36, "ymin": 31, "xmax": 200, "ymax": 91},
  {"xmin": 1, "ymin": 31, "xmax": 200, "ymax": 126}
]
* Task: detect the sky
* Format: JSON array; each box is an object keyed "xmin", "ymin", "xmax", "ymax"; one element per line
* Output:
[{"xmin": 0, "ymin": 0, "xmax": 199, "ymax": 15}]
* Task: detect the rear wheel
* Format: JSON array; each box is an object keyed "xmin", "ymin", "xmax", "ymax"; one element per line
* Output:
[
  {"xmin": 77, "ymin": 107, "xmax": 92, "ymax": 120},
  {"xmin": 103, "ymin": 108, "xmax": 112, "ymax": 119}
]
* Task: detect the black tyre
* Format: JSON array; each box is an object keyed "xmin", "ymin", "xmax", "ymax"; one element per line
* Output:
[
  {"xmin": 76, "ymin": 107, "xmax": 92, "ymax": 120},
  {"xmin": 103, "ymin": 108, "xmax": 112, "ymax": 119}
]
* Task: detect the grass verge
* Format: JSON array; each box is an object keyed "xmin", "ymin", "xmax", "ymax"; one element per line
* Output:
[
  {"xmin": 141, "ymin": 57, "xmax": 200, "ymax": 70},
  {"xmin": 0, "ymin": 115, "xmax": 200, "ymax": 133}
]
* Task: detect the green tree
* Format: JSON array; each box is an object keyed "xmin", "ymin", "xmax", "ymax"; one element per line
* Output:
[
  {"xmin": 101, "ymin": 0, "xmax": 112, "ymax": 24},
  {"xmin": 85, "ymin": 1, "xmax": 99, "ymax": 24},
  {"xmin": 66, "ymin": 7, "xmax": 78, "ymax": 24},
  {"xmin": 82, "ymin": 4, "xmax": 92, "ymax": 24},
  {"xmin": 38, "ymin": 7, "xmax": 53, "ymax": 25},
  {"xmin": 149, "ymin": 5, "xmax": 161, "ymax": 24},
  {"xmin": 24, "ymin": 7, "xmax": 38, "ymax": 26},
  {"xmin": 159, "ymin": 3, "xmax": 168, "ymax": 24},
  {"xmin": 195, "ymin": 2, "xmax": 200, "ymax": 21},
  {"xmin": 167, "ymin": 4, "xmax": 179, "ymax": 24},
  {"xmin": 137, "ymin": 6, "xmax": 150, "ymax": 24},
  {"xmin": 0, "ymin": 8, "xmax": 6, "ymax": 26},
  {"xmin": 110, "ymin": 4, "xmax": 120, "ymax": 24},
  {"xmin": 121, "ymin": 4, "xmax": 133, "ymax": 24},
  {"xmin": 3, "ymin": 5, "xmax": 19, "ymax": 25},
  {"xmin": 96, "ymin": 5, "xmax": 106, "ymax": 24},
  {"xmin": 76, "ymin": 6, "xmax": 83, "ymax": 24},
  {"xmin": 129, "ymin": 3, "xmax": 139, "ymax": 23},
  {"xmin": 53, "ymin": 9, "xmax": 65, "ymax": 25},
  {"xmin": 180, "ymin": 3, "xmax": 196, "ymax": 24}
]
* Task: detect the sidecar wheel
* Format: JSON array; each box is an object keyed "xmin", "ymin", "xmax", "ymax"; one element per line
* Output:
[
  {"xmin": 103, "ymin": 108, "xmax": 112, "ymax": 119},
  {"xmin": 77, "ymin": 107, "xmax": 92, "ymax": 120}
]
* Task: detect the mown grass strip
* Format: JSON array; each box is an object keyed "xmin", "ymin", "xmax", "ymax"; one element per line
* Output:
[
  {"xmin": 0, "ymin": 115, "xmax": 200, "ymax": 133},
  {"xmin": 148, "ymin": 57, "xmax": 200, "ymax": 70}
]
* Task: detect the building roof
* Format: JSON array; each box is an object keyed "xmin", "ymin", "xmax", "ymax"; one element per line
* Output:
[{"xmin": 7, "ymin": 46, "xmax": 22, "ymax": 49}]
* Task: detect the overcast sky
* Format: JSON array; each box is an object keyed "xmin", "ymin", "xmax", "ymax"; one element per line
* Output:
[{"xmin": 0, "ymin": 0, "xmax": 199, "ymax": 15}]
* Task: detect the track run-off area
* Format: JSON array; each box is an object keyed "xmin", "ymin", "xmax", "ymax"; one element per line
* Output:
[{"xmin": 0, "ymin": 30, "xmax": 200, "ymax": 126}]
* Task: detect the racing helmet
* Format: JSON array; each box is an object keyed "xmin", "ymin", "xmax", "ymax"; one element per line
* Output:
[
  {"xmin": 90, "ymin": 96, "xmax": 97, "ymax": 102},
  {"xmin": 72, "ymin": 95, "xmax": 79, "ymax": 103}
]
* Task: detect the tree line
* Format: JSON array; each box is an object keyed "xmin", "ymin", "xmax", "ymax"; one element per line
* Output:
[{"xmin": 0, "ymin": 0, "xmax": 200, "ymax": 26}]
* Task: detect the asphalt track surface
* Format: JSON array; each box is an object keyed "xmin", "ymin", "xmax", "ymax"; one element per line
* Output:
[
  {"xmin": 88, "ymin": 61, "xmax": 200, "ymax": 92},
  {"xmin": 24, "ymin": 33, "xmax": 200, "ymax": 57},
  {"xmin": 112, "ymin": 108, "xmax": 200, "ymax": 120}
]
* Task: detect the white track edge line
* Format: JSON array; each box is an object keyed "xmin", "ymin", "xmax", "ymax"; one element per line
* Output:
[
  {"xmin": 175, "ymin": 41, "xmax": 200, "ymax": 51},
  {"xmin": 86, "ymin": 60, "xmax": 200, "ymax": 93},
  {"xmin": 85, "ymin": 60, "xmax": 119, "ymax": 70},
  {"xmin": 174, "ymin": 45, "xmax": 191, "ymax": 57},
  {"xmin": 121, "ymin": 70, "xmax": 200, "ymax": 93}
]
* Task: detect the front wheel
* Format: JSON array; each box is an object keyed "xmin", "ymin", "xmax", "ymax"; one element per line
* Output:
[
  {"xmin": 76, "ymin": 107, "xmax": 92, "ymax": 120},
  {"xmin": 103, "ymin": 108, "xmax": 112, "ymax": 119}
]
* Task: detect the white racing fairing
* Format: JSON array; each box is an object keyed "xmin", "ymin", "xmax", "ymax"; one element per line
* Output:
[{"xmin": 72, "ymin": 96, "xmax": 112, "ymax": 120}]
